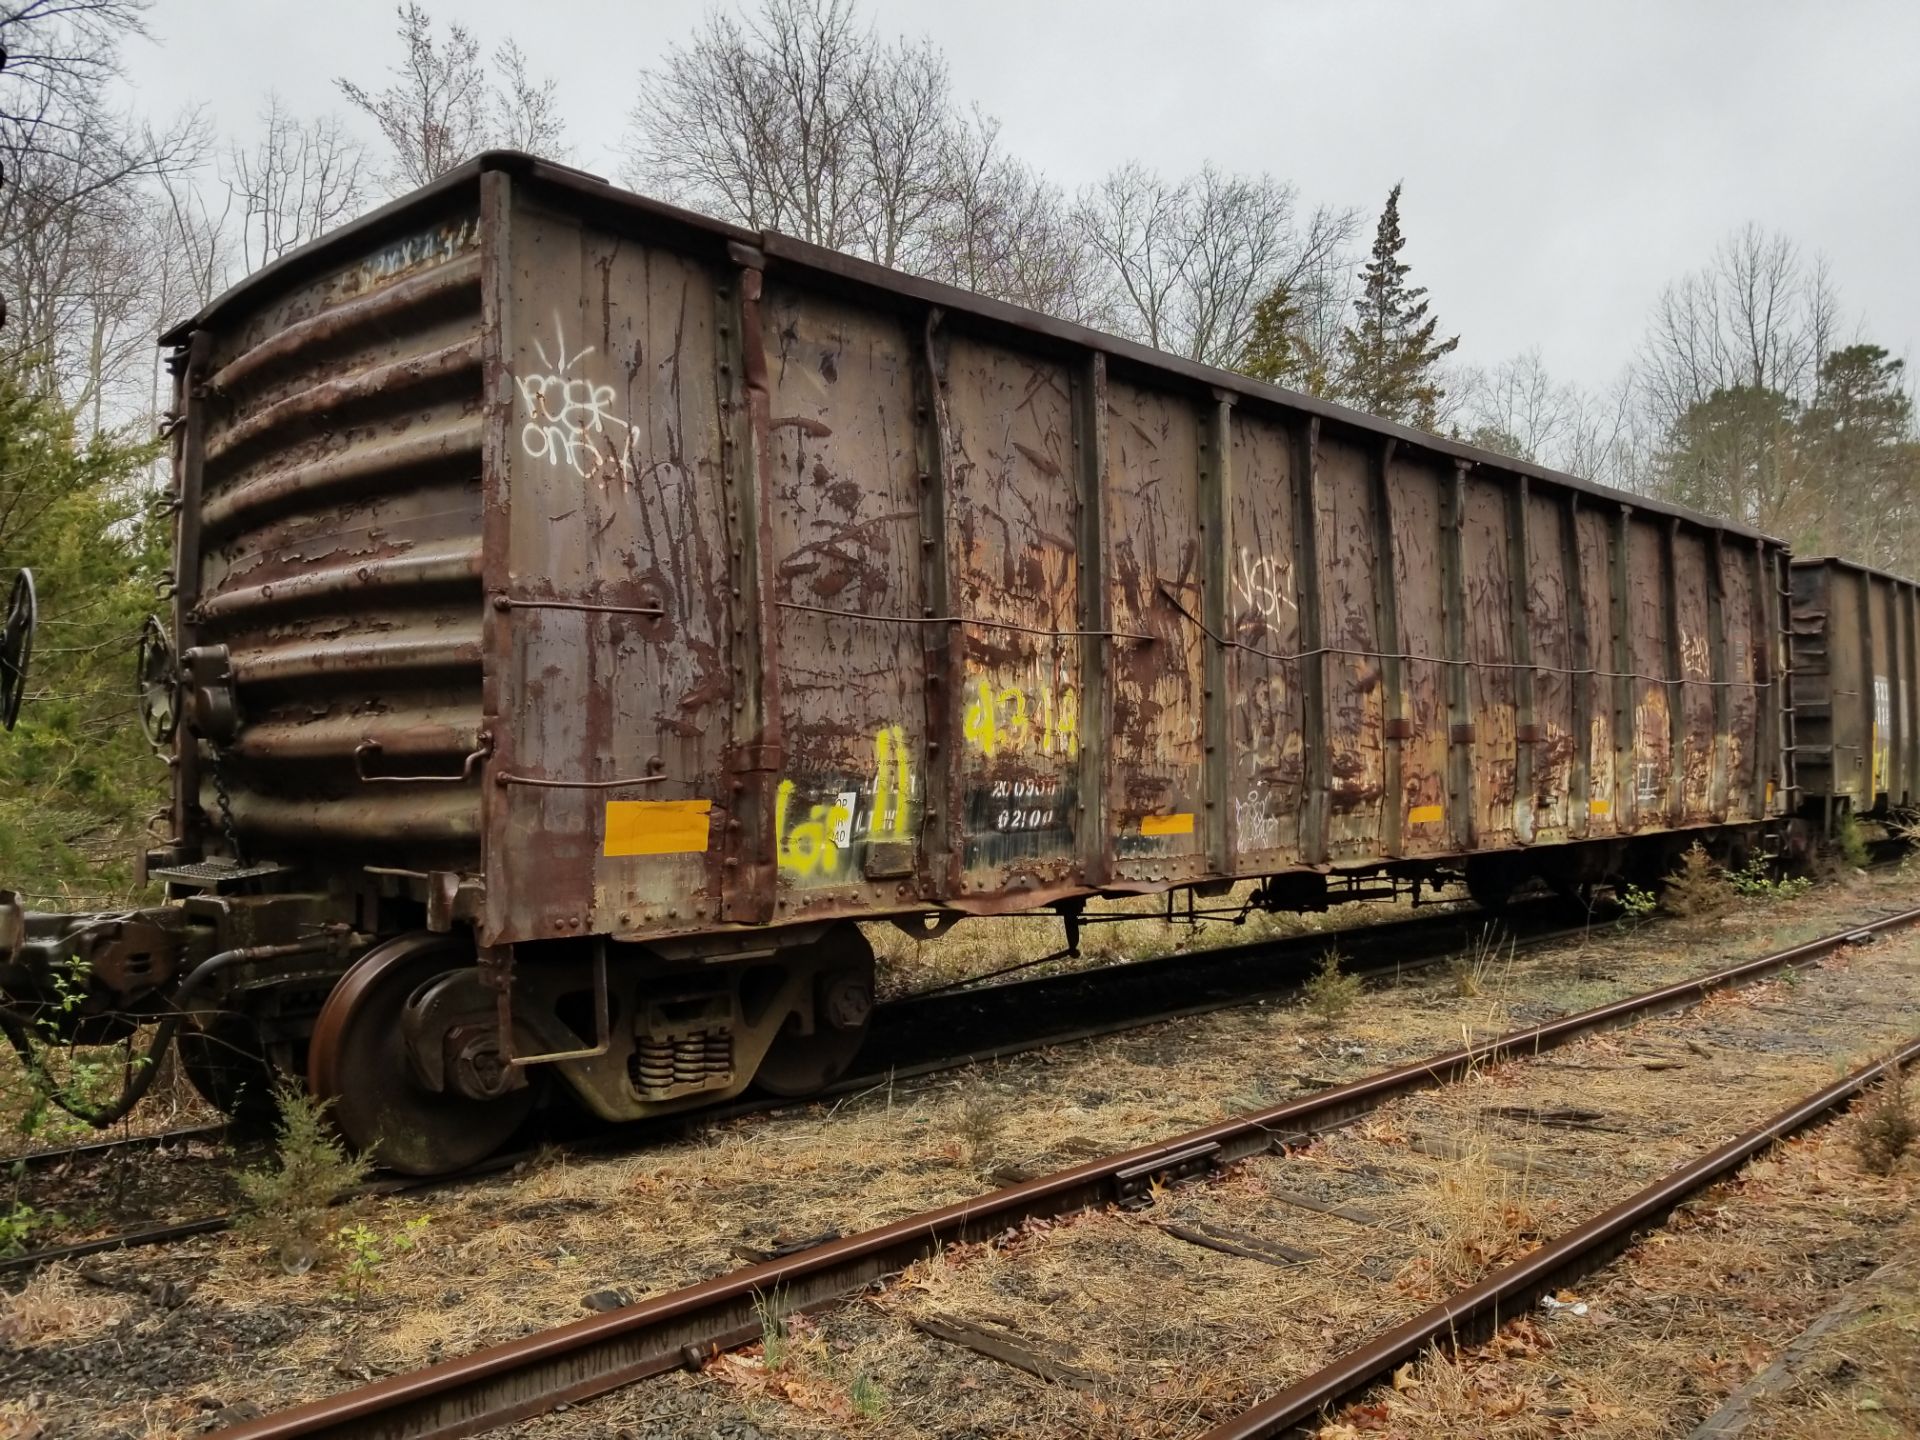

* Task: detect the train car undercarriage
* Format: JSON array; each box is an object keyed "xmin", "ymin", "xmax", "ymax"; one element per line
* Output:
[{"xmin": 0, "ymin": 822, "xmax": 1789, "ymax": 1176}]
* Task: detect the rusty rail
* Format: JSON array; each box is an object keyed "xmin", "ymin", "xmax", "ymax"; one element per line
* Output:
[
  {"xmin": 211, "ymin": 904, "xmax": 1920, "ymax": 1440},
  {"xmin": 1198, "ymin": 1032, "xmax": 1920, "ymax": 1439}
]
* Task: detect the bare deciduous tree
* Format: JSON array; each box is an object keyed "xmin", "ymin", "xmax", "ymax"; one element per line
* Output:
[
  {"xmin": 490, "ymin": 38, "xmax": 565, "ymax": 157},
  {"xmin": 338, "ymin": 3, "xmax": 567, "ymax": 196},
  {"xmin": 1639, "ymin": 224, "xmax": 1838, "ymax": 426},
  {"xmin": 1456, "ymin": 350, "xmax": 1579, "ymax": 461},
  {"xmin": 627, "ymin": 0, "xmax": 1107, "ymax": 320},
  {"xmin": 919, "ymin": 109, "xmax": 1096, "ymax": 321},
  {"xmin": 629, "ymin": 0, "xmax": 870, "ymax": 249},
  {"xmin": 225, "ymin": 95, "xmax": 368, "ymax": 272},
  {"xmin": 848, "ymin": 32, "xmax": 949, "ymax": 269},
  {"xmin": 1076, "ymin": 162, "xmax": 1358, "ymax": 368}
]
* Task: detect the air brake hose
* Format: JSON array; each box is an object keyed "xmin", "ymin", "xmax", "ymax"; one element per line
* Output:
[{"xmin": 0, "ymin": 935, "xmax": 344, "ymax": 1128}]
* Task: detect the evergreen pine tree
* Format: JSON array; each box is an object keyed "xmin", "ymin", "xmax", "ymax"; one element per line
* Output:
[{"xmin": 1337, "ymin": 183, "xmax": 1459, "ymax": 428}]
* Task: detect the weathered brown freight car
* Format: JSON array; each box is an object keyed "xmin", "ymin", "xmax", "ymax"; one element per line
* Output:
[
  {"xmin": 0, "ymin": 154, "xmax": 1797, "ymax": 1172},
  {"xmin": 1791, "ymin": 557, "xmax": 1920, "ymax": 824}
]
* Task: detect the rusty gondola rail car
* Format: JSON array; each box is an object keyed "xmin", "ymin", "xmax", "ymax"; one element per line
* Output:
[
  {"xmin": 0, "ymin": 151, "xmax": 1798, "ymax": 1175},
  {"xmin": 1790, "ymin": 556, "xmax": 1920, "ymax": 829}
]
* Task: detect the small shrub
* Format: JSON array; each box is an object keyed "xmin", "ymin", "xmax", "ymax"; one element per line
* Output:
[
  {"xmin": 1661, "ymin": 842, "xmax": 1731, "ymax": 920},
  {"xmin": 0, "ymin": 1200, "xmax": 48, "ymax": 1257},
  {"xmin": 1303, "ymin": 947, "xmax": 1363, "ymax": 1025},
  {"xmin": 957, "ymin": 1094, "xmax": 1003, "ymax": 1173},
  {"xmin": 1854, "ymin": 1065, "xmax": 1917, "ymax": 1176},
  {"xmin": 1835, "ymin": 812, "xmax": 1872, "ymax": 870},
  {"xmin": 336, "ymin": 1214, "xmax": 429, "ymax": 1300},
  {"xmin": 235, "ymin": 1082, "xmax": 371, "ymax": 1274}
]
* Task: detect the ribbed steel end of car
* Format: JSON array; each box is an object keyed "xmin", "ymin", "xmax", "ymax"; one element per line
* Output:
[
  {"xmin": 0, "ymin": 154, "xmax": 1799, "ymax": 1174},
  {"xmin": 1791, "ymin": 556, "xmax": 1920, "ymax": 824}
]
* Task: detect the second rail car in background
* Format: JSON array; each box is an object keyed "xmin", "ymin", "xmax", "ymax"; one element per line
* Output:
[
  {"xmin": 0, "ymin": 153, "xmax": 1800, "ymax": 1173},
  {"xmin": 1791, "ymin": 557, "xmax": 1920, "ymax": 828}
]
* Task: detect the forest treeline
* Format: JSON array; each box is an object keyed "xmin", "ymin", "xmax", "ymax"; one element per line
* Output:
[{"xmin": 0, "ymin": 0, "xmax": 1915, "ymax": 899}]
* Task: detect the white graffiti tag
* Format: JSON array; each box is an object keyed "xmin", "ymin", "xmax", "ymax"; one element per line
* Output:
[
  {"xmin": 1233, "ymin": 784, "xmax": 1282, "ymax": 851},
  {"xmin": 1232, "ymin": 547, "xmax": 1296, "ymax": 624},
  {"xmin": 517, "ymin": 316, "xmax": 629, "ymax": 480}
]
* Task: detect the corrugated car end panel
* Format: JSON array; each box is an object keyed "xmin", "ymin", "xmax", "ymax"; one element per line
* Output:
[
  {"xmin": 1791, "ymin": 561, "xmax": 1849, "ymax": 808},
  {"xmin": 188, "ymin": 203, "xmax": 488, "ymax": 870},
  {"xmin": 487, "ymin": 192, "xmax": 735, "ymax": 944}
]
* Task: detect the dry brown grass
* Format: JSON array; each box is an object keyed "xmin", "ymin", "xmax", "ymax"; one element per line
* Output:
[
  {"xmin": 1402, "ymin": 1119, "xmax": 1543, "ymax": 1294},
  {"xmin": 1762, "ymin": 1263, "xmax": 1920, "ymax": 1436},
  {"xmin": 1449, "ymin": 923, "xmax": 1516, "ymax": 999},
  {"xmin": 0, "ymin": 1263, "xmax": 127, "ymax": 1347},
  {"xmin": 41, "ymin": 865, "xmax": 1920, "ymax": 1440},
  {"xmin": 1317, "ymin": 1317, "xmax": 1655, "ymax": 1438}
]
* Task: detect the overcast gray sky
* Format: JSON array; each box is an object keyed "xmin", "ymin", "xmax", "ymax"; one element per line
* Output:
[{"xmin": 117, "ymin": 0, "xmax": 1920, "ymax": 393}]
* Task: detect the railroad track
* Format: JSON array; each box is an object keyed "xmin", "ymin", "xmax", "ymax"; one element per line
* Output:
[
  {"xmin": 0, "ymin": 1121, "xmax": 228, "ymax": 1175},
  {"xmin": 205, "ymin": 903, "xmax": 1920, "ymax": 1440},
  {"xmin": 2, "ymin": 895, "xmax": 1585, "ymax": 1278}
]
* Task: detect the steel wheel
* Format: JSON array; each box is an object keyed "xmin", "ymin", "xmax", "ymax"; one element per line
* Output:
[
  {"xmin": 308, "ymin": 933, "xmax": 534, "ymax": 1176},
  {"xmin": 754, "ymin": 924, "xmax": 875, "ymax": 1097},
  {"xmin": 178, "ymin": 1013, "xmax": 278, "ymax": 1129}
]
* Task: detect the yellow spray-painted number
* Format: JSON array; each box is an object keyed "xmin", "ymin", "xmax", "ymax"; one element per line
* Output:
[{"xmin": 963, "ymin": 679, "xmax": 1078, "ymax": 758}]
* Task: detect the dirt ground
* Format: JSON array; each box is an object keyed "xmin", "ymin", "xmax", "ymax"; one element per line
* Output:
[{"xmin": 1, "ymin": 864, "xmax": 1916, "ymax": 1439}]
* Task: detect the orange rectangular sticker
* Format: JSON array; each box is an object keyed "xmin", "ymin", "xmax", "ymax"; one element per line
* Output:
[
  {"xmin": 1408, "ymin": 803, "xmax": 1443, "ymax": 825},
  {"xmin": 1139, "ymin": 812, "xmax": 1195, "ymax": 837},
  {"xmin": 1589, "ymin": 798, "xmax": 1612, "ymax": 816},
  {"xmin": 604, "ymin": 799, "xmax": 712, "ymax": 857}
]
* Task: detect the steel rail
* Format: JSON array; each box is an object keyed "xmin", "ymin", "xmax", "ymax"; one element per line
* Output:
[
  {"xmin": 0, "ymin": 1120, "xmax": 228, "ymax": 1175},
  {"xmin": 211, "ymin": 904, "xmax": 1920, "ymax": 1440},
  {"xmin": 1198, "ymin": 1031, "xmax": 1920, "ymax": 1439}
]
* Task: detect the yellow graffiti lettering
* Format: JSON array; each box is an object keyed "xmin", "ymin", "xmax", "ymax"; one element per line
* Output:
[
  {"xmin": 963, "ymin": 677, "xmax": 1078, "ymax": 758},
  {"xmin": 775, "ymin": 778, "xmax": 853, "ymax": 879},
  {"xmin": 871, "ymin": 725, "xmax": 913, "ymax": 841},
  {"xmin": 777, "ymin": 725, "xmax": 918, "ymax": 880}
]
